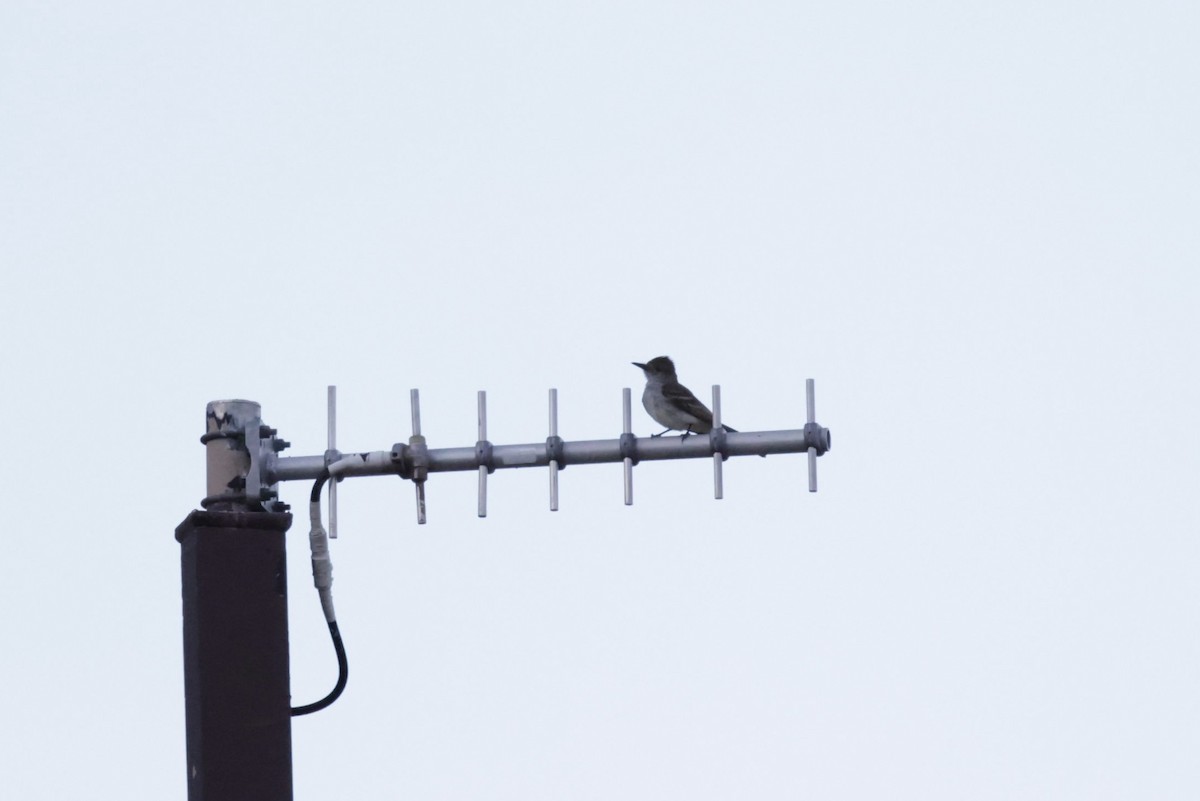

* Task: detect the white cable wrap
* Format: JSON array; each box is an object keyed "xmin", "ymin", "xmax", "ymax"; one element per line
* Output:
[
  {"xmin": 327, "ymin": 455, "xmax": 363, "ymax": 478},
  {"xmin": 308, "ymin": 498, "xmax": 336, "ymax": 623}
]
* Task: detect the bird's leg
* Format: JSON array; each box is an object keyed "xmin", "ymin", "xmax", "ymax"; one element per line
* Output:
[
  {"xmin": 680, "ymin": 426, "xmax": 693, "ymax": 441},
  {"xmin": 650, "ymin": 427, "xmax": 672, "ymax": 438}
]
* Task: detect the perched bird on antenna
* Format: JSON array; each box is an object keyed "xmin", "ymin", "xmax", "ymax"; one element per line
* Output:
[{"xmin": 632, "ymin": 356, "xmax": 741, "ymax": 440}]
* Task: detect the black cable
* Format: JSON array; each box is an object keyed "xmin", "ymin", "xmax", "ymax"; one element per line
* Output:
[
  {"xmin": 290, "ymin": 470, "xmax": 349, "ymax": 717},
  {"xmin": 292, "ymin": 620, "xmax": 348, "ymax": 716},
  {"xmin": 309, "ymin": 470, "xmax": 330, "ymax": 504}
]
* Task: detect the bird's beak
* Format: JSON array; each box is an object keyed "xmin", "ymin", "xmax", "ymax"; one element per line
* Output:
[{"xmin": 632, "ymin": 362, "xmax": 646, "ymax": 370}]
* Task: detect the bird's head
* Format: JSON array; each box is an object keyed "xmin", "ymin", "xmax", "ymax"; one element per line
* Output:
[{"xmin": 632, "ymin": 356, "xmax": 677, "ymax": 380}]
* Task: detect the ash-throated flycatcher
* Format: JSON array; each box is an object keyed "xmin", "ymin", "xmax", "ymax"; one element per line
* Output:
[{"xmin": 632, "ymin": 356, "xmax": 738, "ymax": 438}]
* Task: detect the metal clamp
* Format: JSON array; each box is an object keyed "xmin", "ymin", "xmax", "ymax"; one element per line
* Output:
[
  {"xmin": 803, "ymin": 422, "xmax": 830, "ymax": 455},
  {"xmin": 199, "ymin": 429, "xmax": 243, "ymax": 445},
  {"xmin": 475, "ymin": 440, "xmax": 495, "ymax": 473},
  {"xmin": 389, "ymin": 442, "xmax": 412, "ymax": 479},
  {"xmin": 545, "ymin": 435, "xmax": 565, "ymax": 469},
  {"xmin": 408, "ymin": 436, "xmax": 429, "ymax": 481},
  {"xmin": 202, "ymin": 401, "xmax": 289, "ymax": 512},
  {"xmin": 618, "ymin": 432, "xmax": 639, "ymax": 466}
]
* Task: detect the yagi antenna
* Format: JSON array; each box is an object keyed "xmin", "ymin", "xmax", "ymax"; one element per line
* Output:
[
  {"xmin": 203, "ymin": 381, "xmax": 832, "ymax": 522},
  {"xmin": 187, "ymin": 377, "xmax": 832, "ymax": 758}
]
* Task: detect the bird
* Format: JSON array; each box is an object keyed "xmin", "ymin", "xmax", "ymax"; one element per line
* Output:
[{"xmin": 632, "ymin": 356, "xmax": 737, "ymax": 439}]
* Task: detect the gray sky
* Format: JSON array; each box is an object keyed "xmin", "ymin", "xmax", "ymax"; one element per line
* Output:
[{"xmin": 2, "ymin": 1, "xmax": 1198, "ymax": 799}]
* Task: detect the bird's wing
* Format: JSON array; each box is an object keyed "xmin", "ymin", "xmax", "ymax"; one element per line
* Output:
[{"xmin": 662, "ymin": 381, "xmax": 714, "ymax": 424}]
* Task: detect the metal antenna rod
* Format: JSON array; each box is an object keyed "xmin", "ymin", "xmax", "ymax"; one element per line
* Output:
[
  {"xmin": 411, "ymin": 389, "xmax": 427, "ymax": 524},
  {"xmin": 327, "ymin": 385, "xmax": 337, "ymax": 538},
  {"xmin": 711, "ymin": 384, "xmax": 724, "ymax": 500},
  {"xmin": 477, "ymin": 391, "xmax": 488, "ymax": 518},
  {"xmin": 622, "ymin": 388, "xmax": 634, "ymax": 506},
  {"xmin": 411, "ymin": 389, "xmax": 422, "ymax": 436},
  {"xmin": 806, "ymin": 378, "xmax": 817, "ymax": 493},
  {"xmin": 548, "ymin": 389, "xmax": 559, "ymax": 512}
]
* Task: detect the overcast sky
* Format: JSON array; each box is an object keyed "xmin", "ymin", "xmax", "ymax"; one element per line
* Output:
[{"xmin": 2, "ymin": 2, "xmax": 1198, "ymax": 799}]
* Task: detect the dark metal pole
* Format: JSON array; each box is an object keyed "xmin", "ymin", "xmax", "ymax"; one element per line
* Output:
[
  {"xmin": 177, "ymin": 509, "xmax": 294, "ymax": 801},
  {"xmin": 178, "ymin": 399, "xmax": 294, "ymax": 800}
]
